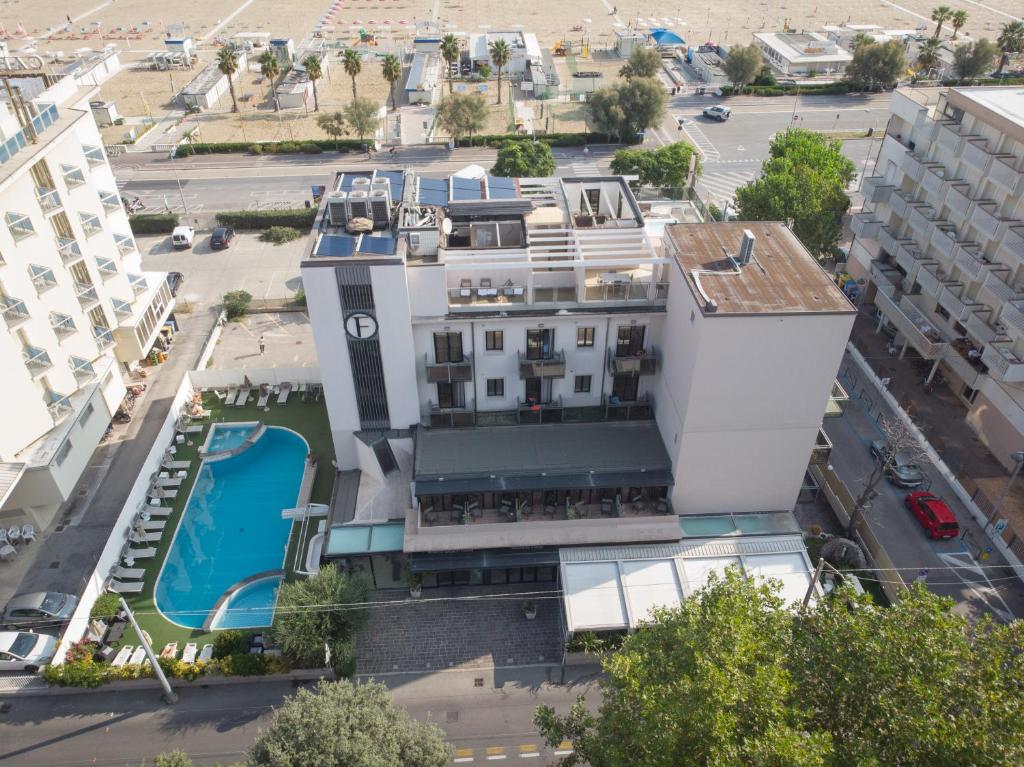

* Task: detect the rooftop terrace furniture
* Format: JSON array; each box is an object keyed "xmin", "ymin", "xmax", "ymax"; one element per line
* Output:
[
  {"xmin": 163, "ymin": 460, "xmax": 191, "ymax": 470},
  {"xmin": 150, "ymin": 488, "xmax": 178, "ymax": 500},
  {"xmin": 111, "ymin": 565, "xmax": 145, "ymax": 580},
  {"xmin": 0, "ymin": 544, "xmax": 16, "ymax": 561},
  {"xmin": 459, "ymin": 278, "xmax": 471, "ymax": 297},
  {"xmin": 156, "ymin": 476, "xmax": 183, "ymax": 487},
  {"xmin": 20, "ymin": 524, "xmax": 35, "ymax": 542},
  {"xmin": 130, "ymin": 531, "xmax": 162, "ymax": 544},
  {"xmin": 182, "ymin": 643, "xmax": 198, "ymax": 663},
  {"xmin": 137, "ymin": 520, "xmax": 166, "ymax": 532},
  {"xmin": 111, "ymin": 646, "xmax": 134, "ymax": 667},
  {"xmin": 123, "ymin": 546, "xmax": 156, "ymax": 563},
  {"xmin": 277, "ymin": 382, "xmax": 292, "ymax": 404},
  {"xmin": 236, "ymin": 387, "xmax": 251, "ymax": 406},
  {"xmin": 257, "ymin": 384, "xmax": 271, "ymax": 408},
  {"xmin": 108, "ymin": 579, "xmax": 144, "ymax": 594},
  {"xmin": 225, "ymin": 388, "xmax": 239, "ymax": 406},
  {"xmin": 199, "ymin": 644, "xmax": 214, "ymax": 662},
  {"xmin": 183, "ymin": 424, "xmax": 204, "ymax": 435},
  {"xmin": 144, "ymin": 507, "xmax": 172, "ymax": 517},
  {"xmin": 160, "ymin": 642, "xmax": 178, "ymax": 659},
  {"xmin": 128, "ymin": 647, "xmax": 147, "ymax": 665}
]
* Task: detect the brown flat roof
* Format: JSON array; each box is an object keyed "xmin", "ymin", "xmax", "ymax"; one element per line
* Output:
[{"xmin": 664, "ymin": 222, "xmax": 855, "ymax": 316}]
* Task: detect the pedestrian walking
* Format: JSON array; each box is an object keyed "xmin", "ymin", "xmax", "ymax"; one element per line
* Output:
[{"xmin": 258, "ymin": 335, "xmax": 265, "ymax": 355}]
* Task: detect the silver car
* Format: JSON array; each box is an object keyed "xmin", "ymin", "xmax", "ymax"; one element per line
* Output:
[
  {"xmin": 0, "ymin": 631, "xmax": 58, "ymax": 672},
  {"xmin": 2, "ymin": 591, "xmax": 79, "ymax": 629},
  {"xmin": 870, "ymin": 440, "xmax": 925, "ymax": 488}
]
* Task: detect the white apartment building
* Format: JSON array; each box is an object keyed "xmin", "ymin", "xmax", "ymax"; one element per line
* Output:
[
  {"xmin": 849, "ymin": 87, "xmax": 1024, "ymax": 469},
  {"xmin": 0, "ymin": 68, "xmax": 174, "ymax": 529},
  {"xmin": 301, "ymin": 170, "xmax": 854, "ymax": 593}
]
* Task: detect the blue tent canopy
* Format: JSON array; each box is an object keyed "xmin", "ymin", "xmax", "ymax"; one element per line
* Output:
[{"xmin": 649, "ymin": 28, "xmax": 685, "ymax": 46}]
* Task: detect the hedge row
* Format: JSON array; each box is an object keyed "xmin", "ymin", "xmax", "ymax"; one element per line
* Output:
[
  {"xmin": 176, "ymin": 138, "xmax": 368, "ymax": 157},
  {"xmin": 215, "ymin": 208, "xmax": 316, "ymax": 230},
  {"xmin": 939, "ymin": 76, "xmax": 1024, "ymax": 86},
  {"xmin": 719, "ymin": 82, "xmax": 855, "ymax": 97},
  {"xmin": 455, "ymin": 132, "xmax": 623, "ymax": 148},
  {"xmin": 128, "ymin": 213, "xmax": 179, "ymax": 235}
]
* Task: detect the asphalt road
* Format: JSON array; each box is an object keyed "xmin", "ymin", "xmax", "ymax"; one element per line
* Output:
[{"xmin": 0, "ymin": 668, "xmax": 599, "ymax": 767}]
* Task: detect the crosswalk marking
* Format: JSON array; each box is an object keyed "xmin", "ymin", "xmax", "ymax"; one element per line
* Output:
[
  {"xmin": 553, "ymin": 740, "xmax": 574, "ymax": 756},
  {"xmin": 486, "ymin": 745, "xmax": 507, "ymax": 760},
  {"xmin": 453, "ymin": 747, "xmax": 474, "ymax": 763},
  {"xmin": 675, "ymin": 118, "xmax": 720, "ymax": 162},
  {"xmin": 697, "ymin": 170, "xmax": 756, "ymax": 206},
  {"xmin": 569, "ymin": 161, "xmax": 600, "ymax": 176}
]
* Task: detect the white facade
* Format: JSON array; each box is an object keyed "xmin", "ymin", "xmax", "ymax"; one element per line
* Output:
[
  {"xmin": 0, "ymin": 71, "xmax": 173, "ymax": 527},
  {"xmin": 468, "ymin": 32, "xmax": 543, "ymax": 75},
  {"xmin": 850, "ymin": 86, "xmax": 1024, "ymax": 470},
  {"xmin": 753, "ymin": 31, "xmax": 852, "ymax": 76}
]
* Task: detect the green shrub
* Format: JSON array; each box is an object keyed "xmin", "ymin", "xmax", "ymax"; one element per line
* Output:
[
  {"xmin": 129, "ymin": 213, "xmax": 179, "ymax": 235},
  {"xmin": 293, "ymin": 288, "xmax": 306, "ymax": 306},
  {"xmin": 213, "ymin": 629, "xmax": 251, "ymax": 658},
  {"xmin": 300, "ymin": 142, "xmax": 323, "ymax": 154},
  {"xmin": 153, "ymin": 749, "xmax": 195, "ymax": 767},
  {"xmin": 90, "ymin": 593, "xmax": 121, "ymax": 620},
  {"xmin": 249, "ymin": 143, "xmax": 263, "ymax": 154},
  {"xmin": 275, "ymin": 141, "xmax": 300, "ymax": 154},
  {"xmin": 218, "ymin": 652, "xmax": 267, "ymax": 676},
  {"xmin": 43, "ymin": 658, "xmax": 107, "ymax": 687},
  {"xmin": 260, "ymin": 226, "xmax": 303, "ymax": 245},
  {"xmin": 222, "ymin": 290, "xmax": 253, "ymax": 321},
  {"xmin": 454, "ymin": 131, "xmax": 618, "ymax": 148},
  {"xmin": 180, "ymin": 139, "xmax": 366, "ymax": 156},
  {"xmin": 215, "ymin": 209, "xmax": 316, "ymax": 230}
]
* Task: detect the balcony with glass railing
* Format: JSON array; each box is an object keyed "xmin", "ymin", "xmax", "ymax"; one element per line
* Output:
[
  {"xmin": 68, "ymin": 356, "xmax": 96, "ymax": 382},
  {"xmin": 115, "ymin": 234, "xmax": 136, "ymax": 257},
  {"xmin": 448, "ymin": 281, "xmax": 526, "ymax": 307},
  {"xmin": 61, "ymin": 164, "xmax": 86, "ymax": 189},
  {"xmin": 92, "ymin": 325, "xmax": 115, "ymax": 350},
  {"xmin": 111, "ymin": 297, "xmax": 133, "ymax": 317},
  {"xmin": 23, "ymin": 344, "xmax": 53, "ymax": 375},
  {"xmin": 519, "ymin": 349, "xmax": 566, "ymax": 379},
  {"xmin": 99, "ymin": 191, "xmax": 121, "ymax": 212},
  {"xmin": 5, "ymin": 212, "xmax": 35, "ymax": 242},
  {"xmin": 29, "ymin": 264, "xmax": 58, "ymax": 294},
  {"xmin": 49, "ymin": 311, "xmax": 76, "ymax": 338},
  {"xmin": 82, "ymin": 144, "xmax": 106, "ymax": 167},
  {"xmin": 45, "ymin": 390, "xmax": 74, "ymax": 423},
  {"xmin": 424, "ymin": 352, "xmax": 473, "ymax": 383},
  {"xmin": 96, "ymin": 257, "xmax": 118, "ymax": 279},
  {"xmin": 0, "ymin": 104, "xmax": 58, "ymax": 167},
  {"xmin": 824, "ymin": 380, "xmax": 849, "ymax": 417},
  {"xmin": 74, "ymin": 281, "xmax": 99, "ymax": 309},
  {"xmin": 35, "ymin": 186, "xmax": 62, "ymax": 214},
  {"xmin": 583, "ymin": 278, "xmax": 668, "ymax": 304},
  {"xmin": 79, "ymin": 213, "xmax": 103, "ymax": 236},
  {"xmin": 56, "ymin": 236, "xmax": 83, "ymax": 265},
  {"xmin": 128, "ymin": 273, "xmax": 147, "ymax": 294},
  {"xmin": 1, "ymin": 296, "xmax": 30, "ymax": 328},
  {"xmin": 607, "ymin": 347, "xmax": 659, "ymax": 376},
  {"xmin": 534, "ymin": 286, "xmax": 580, "ymax": 304}
]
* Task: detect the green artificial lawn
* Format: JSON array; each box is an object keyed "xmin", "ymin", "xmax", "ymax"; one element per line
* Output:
[{"xmin": 118, "ymin": 392, "xmax": 335, "ymax": 651}]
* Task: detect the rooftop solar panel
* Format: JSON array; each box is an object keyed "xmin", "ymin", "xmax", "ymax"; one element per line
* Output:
[
  {"xmin": 486, "ymin": 176, "xmax": 518, "ymax": 199},
  {"xmin": 356, "ymin": 234, "xmax": 398, "ymax": 255},
  {"xmin": 314, "ymin": 234, "xmax": 356, "ymax": 257}
]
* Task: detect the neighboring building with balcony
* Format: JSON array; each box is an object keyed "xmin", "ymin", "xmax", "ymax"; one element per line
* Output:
[
  {"xmin": 849, "ymin": 86, "xmax": 1024, "ymax": 469},
  {"xmin": 0, "ymin": 67, "xmax": 175, "ymax": 531},
  {"xmin": 302, "ymin": 169, "xmax": 854, "ymax": 597}
]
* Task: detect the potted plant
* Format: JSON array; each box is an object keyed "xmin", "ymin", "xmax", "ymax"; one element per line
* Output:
[
  {"xmin": 523, "ymin": 600, "xmax": 537, "ymax": 620},
  {"xmin": 409, "ymin": 574, "xmax": 423, "ymax": 599}
]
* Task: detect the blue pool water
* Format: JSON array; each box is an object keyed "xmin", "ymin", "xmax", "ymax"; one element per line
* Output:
[
  {"xmin": 212, "ymin": 576, "xmax": 283, "ymax": 630},
  {"xmin": 154, "ymin": 426, "xmax": 307, "ymax": 629},
  {"xmin": 205, "ymin": 423, "xmax": 256, "ymax": 453}
]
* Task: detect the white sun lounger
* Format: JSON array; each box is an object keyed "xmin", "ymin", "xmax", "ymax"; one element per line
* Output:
[
  {"xmin": 277, "ymin": 382, "xmax": 292, "ymax": 404},
  {"xmin": 146, "ymin": 507, "xmax": 173, "ymax": 517},
  {"xmin": 199, "ymin": 644, "xmax": 214, "ymax": 662},
  {"xmin": 125, "ymin": 546, "xmax": 156, "ymax": 559},
  {"xmin": 109, "ymin": 579, "xmax": 144, "ymax": 594},
  {"xmin": 130, "ymin": 531, "xmax": 162, "ymax": 544},
  {"xmin": 182, "ymin": 643, "xmax": 198, "ymax": 663},
  {"xmin": 111, "ymin": 565, "xmax": 145, "ymax": 580},
  {"xmin": 236, "ymin": 387, "xmax": 251, "ymax": 406},
  {"xmin": 163, "ymin": 460, "xmax": 191, "ymax": 470},
  {"xmin": 138, "ymin": 520, "xmax": 166, "ymax": 532},
  {"xmin": 128, "ymin": 647, "xmax": 147, "ymax": 665},
  {"xmin": 156, "ymin": 476, "xmax": 183, "ymax": 487},
  {"xmin": 111, "ymin": 646, "xmax": 134, "ymax": 667},
  {"xmin": 224, "ymin": 388, "xmax": 239, "ymax": 406},
  {"xmin": 150, "ymin": 488, "xmax": 177, "ymax": 500},
  {"xmin": 257, "ymin": 384, "xmax": 271, "ymax": 408},
  {"xmin": 184, "ymin": 424, "xmax": 204, "ymax": 435}
]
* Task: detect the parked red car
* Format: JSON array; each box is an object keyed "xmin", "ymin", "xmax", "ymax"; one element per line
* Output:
[{"xmin": 904, "ymin": 492, "xmax": 960, "ymax": 540}]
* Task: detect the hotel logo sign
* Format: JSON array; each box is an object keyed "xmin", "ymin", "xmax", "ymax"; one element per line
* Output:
[{"xmin": 345, "ymin": 312, "xmax": 378, "ymax": 340}]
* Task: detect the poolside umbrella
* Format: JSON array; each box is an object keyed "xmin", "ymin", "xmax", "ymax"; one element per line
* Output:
[{"xmin": 649, "ymin": 28, "xmax": 685, "ymax": 46}]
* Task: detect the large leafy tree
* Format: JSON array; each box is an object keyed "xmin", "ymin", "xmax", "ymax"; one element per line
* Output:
[
  {"xmin": 610, "ymin": 142, "xmax": 702, "ymax": 190},
  {"xmin": 302, "ymin": 54, "xmax": 323, "ymax": 112},
  {"xmin": 344, "ymin": 97, "xmax": 379, "ymax": 147},
  {"xmin": 316, "ymin": 111, "xmax": 347, "ymax": 150},
  {"xmin": 722, "ymin": 43, "xmax": 763, "ymax": 90},
  {"xmin": 844, "ymin": 39, "xmax": 906, "ymax": 89},
  {"xmin": 491, "ymin": 140, "xmax": 556, "ymax": 177},
  {"xmin": 734, "ymin": 128, "xmax": 855, "ymax": 258},
  {"xmin": 618, "ymin": 46, "xmax": 661, "ymax": 79},
  {"xmin": 953, "ymin": 38, "xmax": 1000, "ymax": 79},
  {"xmin": 436, "ymin": 93, "xmax": 488, "ymax": 142},
  {"xmin": 258, "ymin": 50, "xmax": 281, "ymax": 112},
  {"xmin": 268, "ymin": 564, "xmax": 371, "ymax": 671},
  {"xmin": 997, "ymin": 21, "xmax": 1024, "ymax": 73},
  {"xmin": 216, "ymin": 45, "xmax": 241, "ymax": 113},
  {"xmin": 489, "ymin": 38, "xmax": 511, "ymax": 104},
  {"xmin": 537, "ymin": 573, "xmax": 1024, "ymax": 767},
  {"xmin": 440, "ymin": 33, "xmax": 461, "ymax": 94},
  {"xmin": 342, "ymin": 48, "xmax": 362, "ymax": 99},
  {"xmin": 587, "ymin": 78, "xmax": 665, "ymax": 142},
  {"xmin": 381, "ymin": 53, "xmax": 402, "ymax": 111},
  {"xmin": 248, "ymin": 680, "xmax": 451, "ymax": 767}
]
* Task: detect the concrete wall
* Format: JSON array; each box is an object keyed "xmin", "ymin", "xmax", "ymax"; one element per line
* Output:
[
  {"xmin": 189, "ymin": 366, "xmax": 320, "ymax": 390},
  {"xmin": 371, "ymin": 264, "xmax": 420, "ymax": 430}
]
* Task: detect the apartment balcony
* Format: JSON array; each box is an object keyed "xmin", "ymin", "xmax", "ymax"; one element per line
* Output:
[
  {"xmin": 96, "ymin": 257, "xmax": 118, "ymax": 279},
  {"xmin": 945, "ymin": 183, "xmax": 974, "ymax": 218},
  {"xmin": 852, "ymin": 212, "xmax": 883, "ymax": 240},
  {"xmin": 74, "ymin": 282, "xmax": 100, "ymax": 309},
  {"xmin": 914, "ymin": 263, "xmax": 944, "ymax": 297},
  {"xmin": 62, "ymin": 165, "xmax": 86, "ymax": 189},
  {"xmin": 83, "ymin": 145, "xmax": 105, "ymax": 167},
  {"xmin": 974, "ymin": 204, "xmax": 1015, "ymax": 242},
  {"xmin": 953, "ymin": 243, "xmax": 992, "ymax": 283},
  {"xmin": 938, "ymin": 284, "xmax": 972, "ymax": 321},
  {"xmin": 448, "ymin": 282, "xmax": 526, "ymax": 308},
  {"xmin": 908, "ymin": 204, "xmax": 941, "ymax": 242},
  {"xmin": 824, "ymin": 380, "xmax": 849, "ymax": 417},
  {"xmin": 583, "ymin": 279, "xmax": 669, "ymax": 304},
  {"xmin": 990, "ymin": 155, "xmax": 1022, "ymax": 196},
  {"xmin": 115, "ymin": 234, "xmax": 136, "ymax": 257},
  {"xmin": 878, "ymin": 225, "xmax": 905, "ymax": 257},
  {"xmin": 23, "ymin": 345, "xmax": 53, "ymax": 375},
  {"xmin": 982, "ymin": 345, "xmax": 1024, "ymax": 383},
  {"xmin": 35, "ymin": 186, "xmax": 62, "ymax": 215},
  {"xmin": 920, "ymin": 164, "xmax": 949, "ymax": 201},
  {"xmin": 46, "ymin": 392, "xmax": 73, "ymax": 424},
  {"xmin": 128, "ymin": 273, "xmax": 147, "ymax": 295},
  {"xmin": 978, "ymin": 270, "xmax": 1019, "ymax": 309},
  {"xmin": 99, "ymin": 191, "xmax": 121, "ymax": 212},
  {"xmin": 534, "ymin": 286, "xmax": 580, "ymax": 304},
  {"xmin": 607, "ymin": 347, "xmax": 659, "ymax": 375},
  {"xmin": 80, "ymin": 214, "xmax": 103, "ymax": 236},
  {"xmin": 810, "ymin": 428, "xmax": 832, "ymax": 466},
  {"xmin": 942, "ymin": 345, "xmax": 984, "ymax": 389},
  {"xmin": 862, "ymin": 176, "xmax": 895, "ymax": 204},
  {"xmin": 888, "ymin": 190, "xmax": 915, "ymax": 220},
  {"xmin": 901, "ymin": 150, "xmax": 930, "ymax": 184},
  {"xmin": 111, "ymin": 298, "xmax": 133, "ymax": 317},
  {"xmin": 424, "ymin": 352, "xmax": 473, "ymax": 383},
  {"xmin": 962, "ymin": 139, "xmax": 994, "ymax": 174},
  {"xmin": 1000, "ymin": 301, "xmax": 1024, "ymax": 344},
  {"xmin": 519, "ymin": 350, "xmax": 566, "ymax": 378},
  {"xmin": 928, "ymin": 225, "xmax": 959, "ymax": 262},
  {"xmin": 895, "ymin": 240, "xmax": 929, "ymax": 278},
  {"xmin": 92, "ymin": 325, "xmax": 115, "ymax": 350},
  {"xmin": 965, "ymin": 311, "xmax": 1002, "ymax": 346},
  {"xmin": 1, "ymin": 296, "xmax": 30, "ymax": 328},
  {"xmin": 870, "ymin": 261, "xmax": 901, "ymax": 296},
  {"xmin": 874, "ymin": 290, "xmax": 948, "ymax": 358},
  {"xmin": 49, "ymin": 312, "xmax": 76, "ymax": 339},
  {"xmin": 68, "ymin": 356, "xmax": 96, "ymax": 383},
  {"xmin": 998, "ymin": 227, "xmax": 1024, "ymax": 272},
  {"xmin": 602, "ymin": 392, "xmax": 655, "ymax": 421},
  {"xmin": 426, "ymin": 400, "xmax": 476, "ymax": 428},
  {"xmin": 936, "ymin": 120, "xmax": 971, "ymax": 153},
  {"xmin": 30, "ymin": 266, "xmax": 58, "ymax": 294},
  {"xmin": 56, "ymin": 236, "xmax": 83, "ymax": 265}
]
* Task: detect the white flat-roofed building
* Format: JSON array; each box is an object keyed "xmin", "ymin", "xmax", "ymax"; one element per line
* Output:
[
  {"xmin": 468, "ymin": 31, "xmax": 543, "ymax": 76},
  {"xmin": 849, "ymin": 86, "xmax": 1024, "ymax": 470},
  {"xmin": 754, "ymin": 31, "xmax": 853, "ymax": 76}
]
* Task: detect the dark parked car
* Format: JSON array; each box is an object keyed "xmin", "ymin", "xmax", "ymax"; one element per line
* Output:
[
  {"xmin": 904, "ymin": 492, "xmax": 960, "ymax": 539},
  {"xmin": 870, "ymin": 439, "xmax": 925, "ymax": 488},
  {"xmin": 210, "ymin": 227, "xmax": 235, "ymax": 250},
  {"xmin": 166, "ymin": 271, "xmax": 184, "ymax": 297}
]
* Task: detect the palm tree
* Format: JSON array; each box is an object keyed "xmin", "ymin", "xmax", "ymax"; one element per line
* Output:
[
  {"xmin": 931, "ymin": 6, "xmax": 953, "ymax": 38},
  {"xmin": 342, "ymin": 49, "xmax": 362, "ymax": 100},
  {"xmin": 302, "ymin": 54, "xmax": 323, "ymax": 112},
  {"xmin": 996, "ymin": 20, "xmax": 1024, "ymax": 74},
  {"xmin": 216, "ymin": 45, "xmax": 241, "ymax": 113},
  {"xmin": 440, "ymin": 33, "xmax": 461, "ymax": 95},
  {"xmin": 258, "ymin": 50, "xmax": 281, "ymax": 112},
  {"xmin": 950, "ymin": 9, "xmax": 968, "ymax": 40},
  {"xmin": 917, "ymin": 37, "xmax": 943, "ymax": 74},
  {"xmin": 381, "ymin": 54, "xmax": 401, "ymax": 111},
  {"xmin": 489, "ymin": 38, "xmax": 511, "ymax": 105}
]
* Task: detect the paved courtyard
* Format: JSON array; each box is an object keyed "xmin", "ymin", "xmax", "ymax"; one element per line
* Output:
[
  {"xmin": 356, "ymin": 586, "xmax": 565, "ymax": 676},
  {"xmin": 209, "ymin": 312, "xmax": 316, "ymax": 370}
]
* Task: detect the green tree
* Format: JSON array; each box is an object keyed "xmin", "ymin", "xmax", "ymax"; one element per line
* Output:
[
  {"xmin": 587, "ymin": 78, "xmax": 665, "ymax": 142},
  {"xmin": 440, "ymin": 33, "xmax": 461, "ymax": 95},
  {"xmin": 342, "ymin": 48, "xmax": 362, "ymax": 100},
  {"xmin": 248, "ymin": 680, "xmax": 451, "ymax": 767},
  {"xmin": 268, "ymin": 564, "xmax": 371, "ymax": 671},
  {"xmin": 302, "ymin": 54, "xmax": 323, "ymax": 112},
  {"xmin": 152, "ymin": 751, "xmax": 194, "ymax": 767},
  {"xmin": 953, "ymin": 38, "xmax": 1000, "ymax": 79},
  {"xmin": 258, "ymin": 50, "xmax": 281, "ymax": 112},
  {"xmin": 916, "ymin": 37, "xmax": 943, "ymax": 74},
  {"xmin": 997, "ymin": 21, "xmax": 1024, "ymax": 73},
  {"xmin": 722, "ymin": 43, "xmax": 763, "ymax": 90},
  {"xmin": 435, "ymin": 93, "xmax": 488, "ymax": 142},
  {"xmin": 844, "ymin": 39, "xmax": 906, "ymax": 89},
  {"xmin": 489, "ymin": 38, "xmax": 511, "ymax": 104},
  {"xmin": 344, "ymin": 97, "xmax": 379, "ymax": 147},
  {"xmin": 610, "ymin": 142, "xmax": 701, "ymax": 190},
  {"xmin": 932, "ymin": 5, "xmax": 953, "ymax": 37},
  {"xmin": 222, "ymin": 290, "xmax": 252, "ymax": 320},
  {"xmin": 316, "ymin": 111, "xmax": 347, "ymax": 151},
  {"xmin": 950, "ymin": 9, "xmax": 968, "ymax": 39},
  {"xmin": 618, "ymin": 46, "xmax": 662, "ymax": 79},
  {"xmin": 381, "ymin": 54, "xmax": 402, "ymax": 111},
  {"xmin": 734, "ymin": 128, "xmax": 855, "ymax": 258},
  {"xmin": 216, "ymin": 45, "xmax": 241, "ymax": 113},
  {"xmin": 491, "ymin": 140, "xmax": 556, "ymax": 177},
  {"xmin": 850, "ymin": 32, "xmax": 876, "ymax": 51}
]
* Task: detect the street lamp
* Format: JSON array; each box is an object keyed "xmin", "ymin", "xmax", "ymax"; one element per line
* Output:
[{"xmin": 986, "ymin": 450, "xmax": 1024, "ymax": 532}]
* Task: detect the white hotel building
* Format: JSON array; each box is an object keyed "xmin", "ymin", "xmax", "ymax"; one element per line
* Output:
[
  {"xmin": 301, "ymin": 171, "xmax": 854, "ymax": 623},
  {"xmin": 0, "ymin": 68, "xmax": 174, "ymax": 530},
  {"xmin": 849, "ymin": 87, "xmax": 1024, "ymax": 469}
]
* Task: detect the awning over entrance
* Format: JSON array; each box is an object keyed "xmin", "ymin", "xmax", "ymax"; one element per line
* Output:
[
  {"xmin": 409, "ymin": 548, "xmax": 561, "ymax": 573},
  {"xmin": 559, "ymin": 534, "xmax": 815, "ymax": 633}
]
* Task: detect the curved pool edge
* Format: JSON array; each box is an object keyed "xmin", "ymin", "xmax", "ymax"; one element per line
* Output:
[
  {"xmin": 203, "ymin": 422, "xmax": 267, "ymax": 463},
  {"xmin": 203, "ymin": 570, "xmax": 285, "ymax": 631}
]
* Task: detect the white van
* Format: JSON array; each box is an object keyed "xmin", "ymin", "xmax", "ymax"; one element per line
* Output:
[{"xmin": 171, "ymin": 226, "xmax": 195, "ymax": 250}]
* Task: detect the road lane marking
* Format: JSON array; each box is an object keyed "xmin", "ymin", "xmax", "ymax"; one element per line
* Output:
[
  {"xmin": 554, "ymin": 740, "xmax": 574, "ymax": 755},
  {"xmin": 454, "ymin": 747, "xmax": 474, "ymax": 762},
  {"xmin": 518, "ymin": 744, "xmax": 539, "ymax": 758}
]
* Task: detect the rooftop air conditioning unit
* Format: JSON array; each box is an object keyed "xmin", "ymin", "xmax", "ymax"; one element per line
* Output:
[
  {"xmin": 371, "ymin": 177, "xmax": 390, "ymax": 193},
  {"xmin": 351, "ymin": 177, "xmax": 371, "ymax": 189},
  {"xmin": 348, "ymin": 190, "xmax": 370, "ymax": 220},
  {"xmin": 369, "ymin": 189, "xmax": 391, "ymax": 227},
  {"xmin": 326, "ymin": 192, "xmax": 348, "ymax": 226}
]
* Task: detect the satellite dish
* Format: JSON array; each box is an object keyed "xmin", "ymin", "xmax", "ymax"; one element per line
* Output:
[{"xmin": 442, "ymin": 218, "xmax": 453, "ymax": 234}]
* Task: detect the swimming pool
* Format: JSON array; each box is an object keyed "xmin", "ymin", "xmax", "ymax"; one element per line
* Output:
[{"xmin": 154, "ymin": 424, "xmax": 307, "ymax": 629}]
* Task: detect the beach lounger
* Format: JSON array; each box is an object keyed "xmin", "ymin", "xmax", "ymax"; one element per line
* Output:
[
  {"xmin": 130, "ymin": 531, "xmax": 162, "ymax": 544},
  {"xmin": 277, "ymin": 382, "xmax": 292, "ymax": 404},
  {"xmin": 108, "ymin": 579, "xmax": 144, "ymax": 594},
  {"xmin": 150, "ymin": 488, "xmax": 178, "ymax": 500},
  {"xmin": 156, "ymin": 476, "xmax": 183, "ymax": 487},
  {"xmin": 146, "ymin": 507, "xmax": 173, "ymax": 517},
  {"xmin": 199, "ymin": 644, "xmax": 214, "ymax": 662},
  {"xmin": 182, "ymin": 643, "xmax": 198, "ymax": 663},
  {"xmin": 184, "ymin": 424, "xmax": 204, "ymax": 434},
  {"xmin": 125, "ymin": 546, "xmax": 156, "ymax": 559},
  {"xmin": 138, "ymin": 520, "xmax": 166, "ymax": 532},
  {"xmin": 111, "ymin": 565, "xmax": 145, "ymax": 580},
  {"xmin": 159, "ymin": 642, "xmax": 178, "ymax": 659},
  {"xmin": 111, "ymin": 646, "xmax": 134, "ymax": 667},
  {"xmin": 163, "ymin": 460, "xmax": 191, "ymax": 470},
  {"xmin": 224, "ymin": 388, "xmax": 239, "ymax": 406},
  {"xmin": 128, "ymin": 647, "xmax": 147, "ymax": 665},
  {"xmin": 236, "ymin": 387, "xmax": 251, "ymax": 406},
  {"xmin": 257, "ymin": 384, "xmax": 271, "ymax": 408}
]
